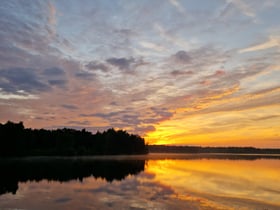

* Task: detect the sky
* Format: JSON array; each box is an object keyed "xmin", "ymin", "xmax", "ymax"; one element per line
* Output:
[{"xmin": 0, "ymin": 0, "xmax": 279, "ymax": 147}]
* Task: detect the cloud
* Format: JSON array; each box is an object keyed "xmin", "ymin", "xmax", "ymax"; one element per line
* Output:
[
  {"xmin": 230, "ymin": 0, "xmax": 255, "ymax": 17},
  {"xmin": 139, "ymin": 41, "xmax": 167, "ymax": 52},
  {"xmin": 172, "ymin": 50, "xmax": 192, "ymax": 64},
  {"xmin": 106, "ymin": 57, "xmax": 135, "ymax": 70},
  {"xmin": 152, "ymin": 61, "xmax": 272, "ymax": 126},
  {"xmin": 84, "ymin": 111, "xmax": 125, "ymax": 119},
  {"xmin": 47, "ymin": 2, "xmax": 57, "ymax": 27},
  {"xmin": 154, "ymin": 23, "xmax": 189, "ymax": 49},
  {"xmin": 204, "ymin": 90, "xmax": 279, "ymax": 114},
  {"xmin": 199, "ymin": 70, "xmax": 226, "ymax": 85},
  {"xmin": 0, "ymin": 65, "xmax": 69, "ymax": 101},
  {"xmin": 41, "ymin": 66, "xmax": 68, "ymax": 89},
  {"xmin": 0, "ymin": 0, "xmax": 72, "ymax": 69},
  {"xmin": 147, "ymin": 110, "xmax": 173, "ymax": 124},
  {"xmin": 168, "ymin": 0, "xmax": 185, "ymax": 14},
  {"xmin": 79, "ymin": 107, "xmax": 173, "ymax": 135},
  {"xmin": 85, "ymin": 61, "xmax": 109, "ymax": 72},
  {"xmin": 67, "ymin": 120, "xmax": 91, "ymax": 126},
  {"xmin": 105, "ymin": 57, "xmax": 148, "ymax": 73},
  {"xmin": 0, "ymin": 92, "xmax": 38, "ymax": 100},
  {"xmin": 180, "ymin": 83, "xmax": 280, "ymax": 118},
  {"xmin": 54, "ymin": 197, "xmax": 72, "ymax": 203},
  {"xmin": 239, "ymin": 36, "xmax": 280, "ymax": 53},
  {"xmin": 75, "ymin": 71, "xmax": 96, "ymax": 80},
  {"xmin": 61, "ymin": 104, "xmax": 78, "ymax": 110},
  {"xmin": 43, "ymin": 67, "xmax": 65, "ymax": 76},
  {"xmin": 253, "ymin": 115, "xmax": 280, "ymax": 121},
  {"xmin": 170, "ymin": 70, "xmax": 193, "ymax": 77},
  {"xmin": 92, "ymin": 46, "xmax": 232, "ymax": 133},
  {"xmin": 113, "ymin": 28, "xmax": 136, "ymax": 37},
  {"xmin": 167, "ymin": 46, "xmax": 230, "ymax": 72},
  {"xmin": 135, "ymin": 125, "xmax": 156, "ymax": 133},
  {"xmin": 219, "ymin": 0, "xmax": 256, "ymax": 19},
  {"xmin": 85, "ymin": 111, "xmax": 142, "ymax": 127},
  {"xmin": 0, "ymin": 67, "xmax": 50, "ymax": 94},
  {"xmin": 48, "ymin": 79, "xmax": 67, "ymax": 88},
  {"xmin": 0, "ymin": 2, "xmax": 45, "ymax": 52}
]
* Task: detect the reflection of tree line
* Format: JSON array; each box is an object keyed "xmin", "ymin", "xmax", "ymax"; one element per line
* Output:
[
  {"xmin": 0, "ymin": 158, "xmax": 145, "ymax": 195},
  {"xmin": 0, "ymin": 121, "xmax": 148, "ymax": 156}
]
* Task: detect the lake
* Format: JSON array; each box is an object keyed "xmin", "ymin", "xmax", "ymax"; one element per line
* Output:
[{"xmin": 0, "ymin": 154, "xmax": 279, "ymax": 210}]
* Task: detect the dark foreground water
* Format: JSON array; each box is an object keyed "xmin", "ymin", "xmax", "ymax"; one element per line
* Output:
[{"xmin": 0, "ymin": 154, "xmax": 279, "ymax": 210}]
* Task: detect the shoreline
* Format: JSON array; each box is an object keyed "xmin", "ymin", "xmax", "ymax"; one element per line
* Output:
[{"xmin": 1, "ymin": 152, "xmax": 280, "ymax": 161}]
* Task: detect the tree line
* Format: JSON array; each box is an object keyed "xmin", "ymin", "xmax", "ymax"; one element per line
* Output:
[
  {"xmin": 149, "ymin": 145, "xmax": 280, "ymax": 154},
  {"xmin": 0, "ymin": 121, "xmax": 148, "ymax": 157}
]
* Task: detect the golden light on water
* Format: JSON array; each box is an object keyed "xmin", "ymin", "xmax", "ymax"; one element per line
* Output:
[{"xmin": 145, "ymin": 158, "xmax": 280, "ymax": 209}]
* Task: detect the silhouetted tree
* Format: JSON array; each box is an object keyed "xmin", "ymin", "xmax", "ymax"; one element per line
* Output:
[{"xmin": 0, "ymin": 121, "xmax": 148, "ymax": 157}]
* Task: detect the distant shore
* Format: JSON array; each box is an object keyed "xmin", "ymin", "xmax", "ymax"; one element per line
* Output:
[{"xmin": 148, "ymin": 145, "xmax": 280, "ymax": 154}]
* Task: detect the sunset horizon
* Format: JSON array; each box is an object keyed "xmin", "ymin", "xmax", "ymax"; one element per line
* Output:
[{"xmin": 0, "ymin": 0, "xmax": 279, "ymax": 148}]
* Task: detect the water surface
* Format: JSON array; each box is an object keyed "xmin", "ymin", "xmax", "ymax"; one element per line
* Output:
[{"xmin": 0, "ymin": 154, "xmax": 279, "ymax": 210}]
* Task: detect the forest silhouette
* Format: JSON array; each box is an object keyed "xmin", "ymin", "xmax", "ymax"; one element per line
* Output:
[{"xmin": 0, "ymin": 121, "xmax": 148, "ymax": 157}]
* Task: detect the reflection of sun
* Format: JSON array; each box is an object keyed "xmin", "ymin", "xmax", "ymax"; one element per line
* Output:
[
  {"xmin": 145, "ymin": 158, "xmax": 280, "ymax": 208},
  {"xmin": 146, "ymin": 160, "xmax": 175, "ymax": 174}
]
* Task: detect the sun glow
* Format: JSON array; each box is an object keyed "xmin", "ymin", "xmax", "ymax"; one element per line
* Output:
[{"xmin": 146, "ymin": 105, "xmax": 280, "ymax": 148}]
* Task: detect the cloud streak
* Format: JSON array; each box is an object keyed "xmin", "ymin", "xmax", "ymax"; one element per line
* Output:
[{"xmin": 239, "ymin": 36, "xmax": 280, "ymax": 53}]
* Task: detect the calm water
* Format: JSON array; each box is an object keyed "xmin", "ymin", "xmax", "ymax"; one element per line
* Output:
[{"xmin": 0, "ymin": 154, "xmax": 279, "ymax": 210}]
